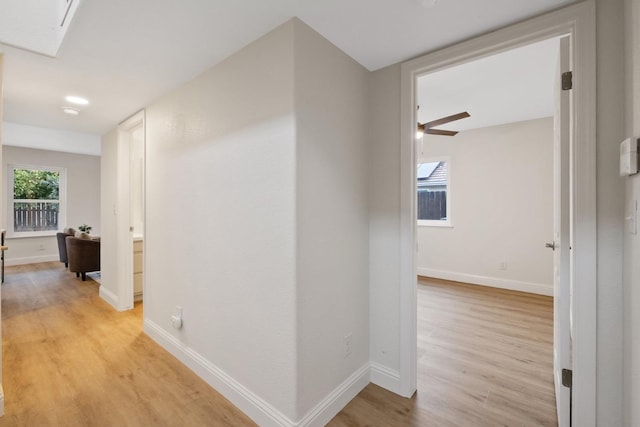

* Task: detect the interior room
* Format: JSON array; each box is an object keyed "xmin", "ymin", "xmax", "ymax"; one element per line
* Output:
[
  {"xmin": 415, "ymin": 38, "xmax": 558, "ymax": 295},
  {"xmin": 412, "ymin": 38, "xmax": 560, "ymax": 425},
  {"xmin": 0, "ymin": 1, "xmax": 637, "ymax": 426}
]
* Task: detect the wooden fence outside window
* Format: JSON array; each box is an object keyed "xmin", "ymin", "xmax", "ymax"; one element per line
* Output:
[
  {"xmin": 13, "ymin": 202, "xmax": 59, "ymax": 232},
  {"xmin": 417, "ymin": 190, "xmax": 447, "ymax": 221}
]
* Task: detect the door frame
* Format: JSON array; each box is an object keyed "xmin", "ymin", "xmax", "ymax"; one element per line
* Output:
[
  {"xmin": 116, "ymin": 110, "xmax": 145, "ymax": 311},
  {"xmin": 398, "ymin": 1, "xmax": 596, "ymax": 425}
]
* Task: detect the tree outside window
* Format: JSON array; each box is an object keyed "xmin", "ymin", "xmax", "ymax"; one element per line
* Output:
[{"xmin": 8, "ymin": 165, "xmax": 66, "ymax": 236}]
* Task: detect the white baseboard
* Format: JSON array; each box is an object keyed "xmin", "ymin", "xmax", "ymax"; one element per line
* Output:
[
  {"xmin": 297, "ymin": 363, "xmax": 369, "ymax": 427},
  {"xmin": 370, "ymin": 362, "xmax": 401, "ymax": 394},
  {"xmin": 99, "ymin": 285, "xmax": 119, "ymax": 310},
  {"xmin": 144, "ymin": 319, "xmax": 369, "ymax": 427},
  {"xmin": 417, "ymin": 267, "xmax": 553, "ymax": 296},
  {"xmin": 5, "ymin": 254, "xmax": 58, "ymax": 266},
  {"xmin": 144, "ymin": 319, "xmax": 296, "ymax": 426}
]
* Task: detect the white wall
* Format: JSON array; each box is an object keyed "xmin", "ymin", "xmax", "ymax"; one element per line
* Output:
[
  {"xmin": 3, "ymin": 122, "xmax": 101, "ymax": 156},
  {"xmin": 143, "ymin": 21, "xmax": 299, "ymax": 424},
  {"xmin": 368, "ymin": 63, "xmax": 402, "ymax": 382},
  {"xmin": 293, "ymin": 20, "xmax": 370, "ymax": 418},
  {"xmin": 103, "ymin": 19, "xmax": 373, "ymax": 425},
  {"xmin": 99, "ymin": 129, "xmax": 118, "ymax": 304},
  {"xmin": 368, "ymin": 2, "xmax": 626, "ymax": 424},
  {"xmin": 2, "ymin": 146, "xmax": 101, "ymax": 266},
  {"xmin": 624, "ymin": 0, "xmax": 640, "ymax": 425},
  {"xmin": 417, "ymin": 118, "xmax": 554, "ymax": 295}
]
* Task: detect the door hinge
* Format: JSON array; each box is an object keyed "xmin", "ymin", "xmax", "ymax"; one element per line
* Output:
[
  {"xmin": 562, "ymin": 368, "xmax": 573, "ymax": 388},
  {"xmin": 562, "ymin": 71, "xmax": 573, "ymax": 90},
  {"xmin": 562, "ymin": 368, "xmax": 573, "ymax": 425}
]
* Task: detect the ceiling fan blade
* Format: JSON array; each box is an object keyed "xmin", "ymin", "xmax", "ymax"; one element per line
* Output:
[
  {"xmin": 423, "ymin": 111, "xmax": 470, "ymax": 129},
  {"xmin": 426, "ymin": 129, "xmax": 459, "ymax": 136}
]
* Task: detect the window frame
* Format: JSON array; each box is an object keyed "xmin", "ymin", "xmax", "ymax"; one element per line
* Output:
[
  {"xmin": 417, "ymin": 156, "xmax": 452, "ymax": 228},
  {"xmin": 7, "ymin": 164, "xmax": 67, "ymax": 238}
]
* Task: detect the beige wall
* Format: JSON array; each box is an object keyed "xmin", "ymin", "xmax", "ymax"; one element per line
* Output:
[
  {"xmin": 99, "ymin": 129, "xmax": 118, "ymax": 301},
  {"xmin": 595, "ymin": 0, "xmax": 626, "ymax": 425},
  {"xmin": 293, "ymin": 20, "xmax": 370, "ymax": 417},
  {"xmin": 624, "ymin": 0, "xmax": 640, "ymax": 425},
  {"xmin": 2, "ymin": 146, "xmax": 100, "ymax": 265},
  {"xmin": 123, "ymin": 20, "xmax": 369, "ymax": 425},
  {"xmin": 417, "ymin": 118, "xmax": 554, "ymax": 295},
  {"xmin": 104, "ymin": 19, "xmax": 374, "ymax": 425},
  {"xmin": 368, "ymin": 63, "xmax": 402, "ymax": 378},
  {"xmin": 143, "ymin": 20, "xmax": 298, "ymax": 423}
]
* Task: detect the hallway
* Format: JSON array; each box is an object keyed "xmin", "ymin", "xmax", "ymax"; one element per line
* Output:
[{"xmin": 0, "ymin": 262, "xmax": 254, "ymax": 426}]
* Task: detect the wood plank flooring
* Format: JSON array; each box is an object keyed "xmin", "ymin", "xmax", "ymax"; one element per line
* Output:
[
  {"xmin": 0, "ymin": 264, "xmax": 556, "ymax": 426},
  {"xmin": 329, "ymin": 277, "xmax": 557, "ymax": 427},
  {"xmin": 0, "ymin": 262, "xmax": 255, "ymax": 427}
]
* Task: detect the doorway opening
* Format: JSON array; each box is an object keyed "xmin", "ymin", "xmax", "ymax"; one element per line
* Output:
[
  {"xmin": 414, "ymin": 36, "xmax": 566, "ymax": 425},
  {"xmin": 398, "ymin": 3, "xmax": 596, "ymax": 426},
  {"xmin": 116, "ymin": 111, "xmax": 146, "ymax": 312}
]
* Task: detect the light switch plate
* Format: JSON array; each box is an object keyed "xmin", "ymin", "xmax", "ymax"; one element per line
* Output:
[{"xmin": 620, "ymin": 138, "xmax": 639, "ymax": 176}]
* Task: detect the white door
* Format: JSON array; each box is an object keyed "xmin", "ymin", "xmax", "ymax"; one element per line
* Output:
[{"xmin": 553, "ymin": 35, "xmax": 571, "ymax": 427}]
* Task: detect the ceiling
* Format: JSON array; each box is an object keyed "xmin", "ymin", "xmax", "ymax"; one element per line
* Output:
[
  {"xmin": 0, "ymin": 0, "xmax": 576, "ymax": 138},
  {"xmin": 417, "ymin": 37, "xmax": 561, "ymax": 133}
]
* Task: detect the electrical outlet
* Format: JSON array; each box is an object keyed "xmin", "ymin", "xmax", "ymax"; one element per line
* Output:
[
  {"xmin": 171, "ymin": 306, "xmax": 183, "ymax": 329},
  {"xmin": 344, "ymin": 333, "xmax": 353, "ymax": 358},
  {"xmin": 499, "ymin": 261, "xmax": 507, "ymax": 270}
]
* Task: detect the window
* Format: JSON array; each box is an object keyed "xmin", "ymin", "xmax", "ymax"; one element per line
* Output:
[
  {"xmin": 8, "ymin": 165, "xmax": 66, "ymax": 237},
  {"xmin": 417, "ymin": 158, "xmax": 451, "ymax": 227}
]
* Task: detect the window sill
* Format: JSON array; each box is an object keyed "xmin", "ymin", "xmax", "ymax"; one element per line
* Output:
[
  {"xmin": 417, "ymin": 221, "xmax": 453, "ymax": 228},
  {"xmin": 7, "ymin": 231, "xmax": 59, "ymax": 239}
]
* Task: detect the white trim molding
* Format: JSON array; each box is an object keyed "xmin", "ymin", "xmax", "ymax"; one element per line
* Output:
[
  {"xmin": 145, "ymin": 318, "xmax": 294, "ymax": 426},
  {"xmin": 370, "ymin": 362, "xmax": 401, "ymax": 395},
  {"xmin": 399, "ymin": 1, "xmax": 596, "ymax": 425},
  {"xmin": 144, "ymin": 319, "xmax": 369, "ymax": 427},
  {"xmin": 98, "ymin": 285, "xmax": 119, "ymax": 310},
  {"xmin": 417, "ymin": 268, "xmax": 553, "ymax": 297},
  {"xmin": 296, "ymin": 364, "xmax": 369, "ymax": 427}
]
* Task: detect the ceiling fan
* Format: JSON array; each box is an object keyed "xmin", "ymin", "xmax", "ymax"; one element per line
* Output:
[{"xmin": 417, "ymin": 111, "xmax": 470, "ymax": 137}]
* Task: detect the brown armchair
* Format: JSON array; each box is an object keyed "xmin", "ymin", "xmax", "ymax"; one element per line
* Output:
[
  {"xmin": 66, "ymin": 235, "xmax": 100, "ymax": 281},
  {"xmin": 56, "ymin": 230, "xmax": 74, "ymax": 267}
]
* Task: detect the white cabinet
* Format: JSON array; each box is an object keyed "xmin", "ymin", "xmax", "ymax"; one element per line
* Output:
[{"xmin": 133, "ymin": 238, "xmax": 143, "ymax": 300}]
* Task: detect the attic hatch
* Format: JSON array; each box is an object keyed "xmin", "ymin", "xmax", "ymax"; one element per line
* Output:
[{"xmin": 0, "ymin": 0, "xmax": 83, "ymax": 57}]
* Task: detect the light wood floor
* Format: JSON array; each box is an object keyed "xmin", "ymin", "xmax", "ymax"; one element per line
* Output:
[
  {"xmin": 329, "ymin": 277, "xmax": 557, "ymax": 427},
  {"xmin": 0, "ymin": 262, "xmax": 255, "ymax": 426},
  {"xmin": 0, "ymin": 264, "xmax": 556, "ymax": 426}
]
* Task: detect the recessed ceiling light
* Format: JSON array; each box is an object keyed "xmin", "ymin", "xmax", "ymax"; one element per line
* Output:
[
  {"xmin": 65, "ymin": 95, "xmax": 89, "ymax": 105},
  {"xmin": 62, "ymin": 107, "xmax": 79, "ymax": 115}
]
